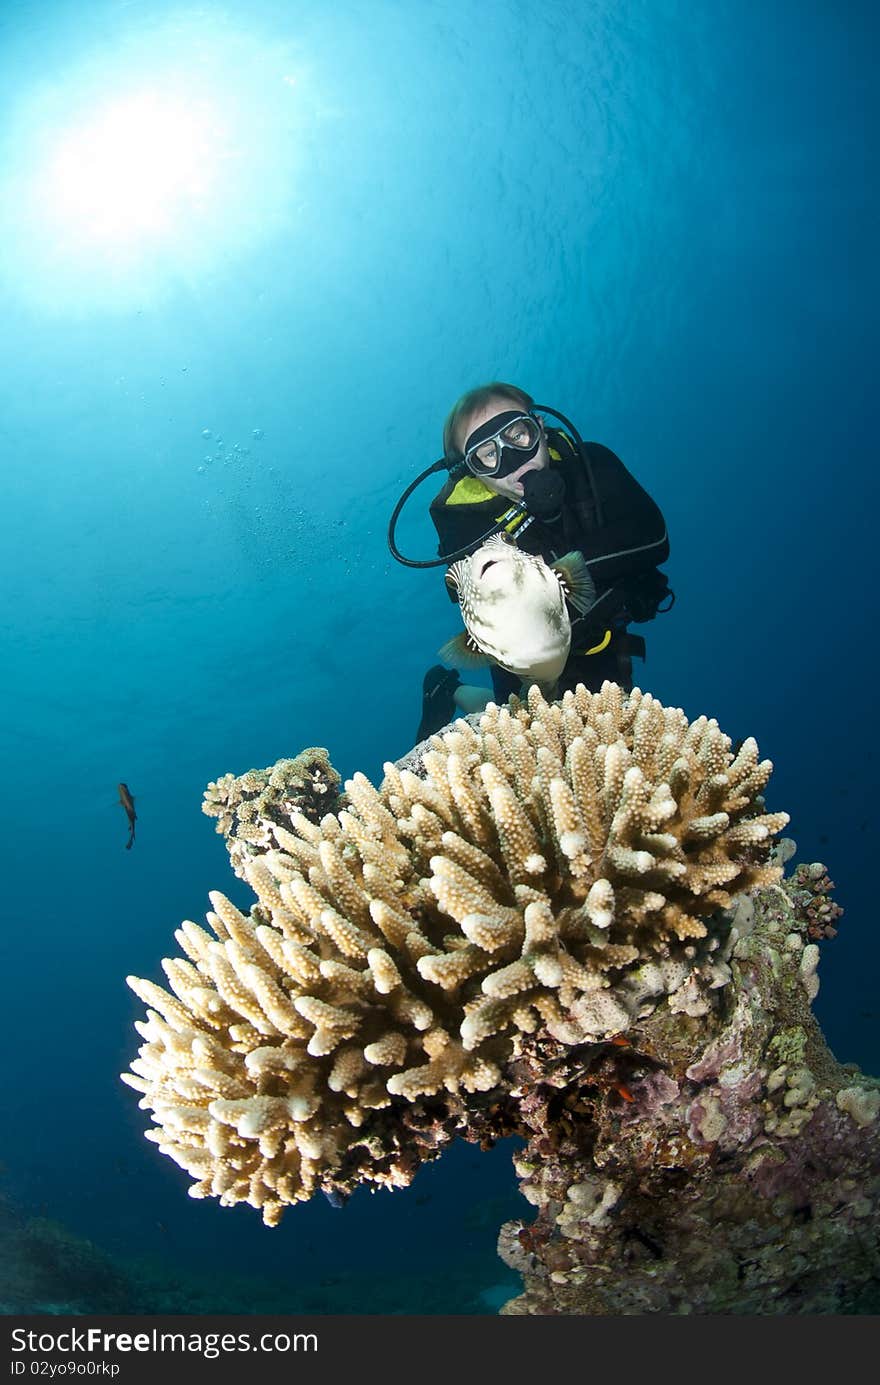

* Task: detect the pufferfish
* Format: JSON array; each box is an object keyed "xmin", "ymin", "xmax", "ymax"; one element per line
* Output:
[{"xmin": 439, "ymin": 534, "xmax": 596, "ymax": 698}]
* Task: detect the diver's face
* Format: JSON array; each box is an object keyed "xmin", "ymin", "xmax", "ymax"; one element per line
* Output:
[{"xmin": 458, "ymin": 397, "xmax": 549, "ymax": 502}]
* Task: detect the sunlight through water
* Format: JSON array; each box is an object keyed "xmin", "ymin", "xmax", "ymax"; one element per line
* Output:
[
  {"xmin": 47, "ymin": 89, "xmax": 224, "ymax": 248},
  {"xmin": 0, "ymin": 12, "xmax": 315, "ymax": 313}
]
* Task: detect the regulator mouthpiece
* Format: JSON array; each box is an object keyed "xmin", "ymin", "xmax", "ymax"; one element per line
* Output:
[{"xmin": 522, "ymin": 468, "xmax": 566, "ymax": 521}]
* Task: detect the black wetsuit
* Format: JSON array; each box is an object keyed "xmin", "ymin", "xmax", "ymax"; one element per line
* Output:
[{"xmin": 428, "ymin": 428, "xmax": 671, "ymax": 704}]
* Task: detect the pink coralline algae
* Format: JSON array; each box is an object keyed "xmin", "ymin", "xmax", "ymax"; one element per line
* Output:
[
  {"xmin": 497, "ymin": 872, "xmax": 879, "ymax": 1315},
  {"xmin": 399, "ymin": 715, "xmax": 866, "ymax": 1310}
]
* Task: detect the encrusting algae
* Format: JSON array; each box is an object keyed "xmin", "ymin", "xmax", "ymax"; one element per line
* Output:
[{"xmin": 122, "ymin": 682, "xmax": 880, "ymax": 1313}]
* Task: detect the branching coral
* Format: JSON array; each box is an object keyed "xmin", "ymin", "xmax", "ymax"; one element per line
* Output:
[
  {"xmin": 202, "ymin": 747, "xmax": 343, "ymax": 882},
  {"xmin": 123, "ymin": 683, "xmax": 789, "ymax": 1229}
]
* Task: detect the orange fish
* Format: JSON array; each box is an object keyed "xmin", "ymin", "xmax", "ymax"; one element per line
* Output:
[{"xmin": 118, "ymin": 782, "xmax": 136, "ymax": 849}]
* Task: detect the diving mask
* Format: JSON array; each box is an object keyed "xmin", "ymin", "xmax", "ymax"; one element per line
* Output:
[{"xmin": 462, "ymin": 411, "xmax": 543, "ymax": 479}]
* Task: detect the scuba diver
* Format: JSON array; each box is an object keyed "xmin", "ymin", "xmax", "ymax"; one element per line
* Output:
[{"xmin": 386, "ymin": 381, "xmax": 673, "ymax": 743}]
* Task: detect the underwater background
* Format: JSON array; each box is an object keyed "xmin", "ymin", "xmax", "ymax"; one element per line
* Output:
[{"xmin": 0, "ymin": 0, "xmax": 876, "ymax": 1315}]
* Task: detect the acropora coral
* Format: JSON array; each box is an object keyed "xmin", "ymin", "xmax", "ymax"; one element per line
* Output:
[
  {"xmin": 122, "ymin": 683, "xmax": 879, "ymax": 1313},
  {"xmin": 202, "ymin": 747, "xmax": 343, "ymax": 881}
]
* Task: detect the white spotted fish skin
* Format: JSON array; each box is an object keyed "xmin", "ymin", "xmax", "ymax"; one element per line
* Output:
[{"xmin": 440, "ymin": 535, "xmax": 594, "ymax": 694}]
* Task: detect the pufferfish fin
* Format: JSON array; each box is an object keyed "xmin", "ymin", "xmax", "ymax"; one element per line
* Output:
[
  {"xmin": 551, "ymin": 550, "xmax": 596, "ymax": 615},
  {"xmin": 438, "ymin": 632, "xmax": 494, "ymax": 670},
  {"xmin": 444, "ymin": 563, "xmax": 463, "ymax": 601}
]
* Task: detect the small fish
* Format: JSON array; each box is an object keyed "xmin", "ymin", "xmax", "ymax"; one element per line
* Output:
[
  {"xmin": 440, "ymin": 535, "xmax": 595, "ymax": 697},
  {"xmin": 118, "ymin": 782, "xmax": 136, "ymax": 849}
]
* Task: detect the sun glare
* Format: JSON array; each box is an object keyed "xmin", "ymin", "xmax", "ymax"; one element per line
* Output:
[
  {"xmin": 0, "ymin": 15, "xmax": 313, "ymax": 311},
  {"xmin": 49, "ymin": 91, "xmax": 223, "ymax": 248}
]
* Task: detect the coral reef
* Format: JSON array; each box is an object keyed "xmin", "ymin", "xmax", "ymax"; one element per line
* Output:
[
  {"xmin": 786, "ymin": 861, "xmax": 844, "ymax": 941},
  {"xmin": 202, "ymin": 747, "xmax": 343, "ymax": 881},
  {"xmin": 124, "ymin": 684, "xmax": 784, "ymax": 1217},
  {"xmin": 0, "ymin": 1203, "xmax": 136, "ymax": 1315},
  {"xmin": 122, "ymin": 682, "xmax": 879, "ymax": 1312},
  {"xmin": 497, "ymin": 874, "xmax": 879, "ymax": 1314},
  {"xmin": 0, "ymin": 1193, "xmax": 507, "ymax": 1314}
]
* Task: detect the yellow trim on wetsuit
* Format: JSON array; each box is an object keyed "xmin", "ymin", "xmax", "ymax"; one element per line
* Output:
[
  {"xmin": 444, "ymin": 476, "xmax": 496, "ymax": 504},
  {"xmin": 442, "ymin": 475, "xmax": 528, "ymax": 535},
  {"xmin": 581, "ymin": 629, "xmax": 612, "ymax": 655}
]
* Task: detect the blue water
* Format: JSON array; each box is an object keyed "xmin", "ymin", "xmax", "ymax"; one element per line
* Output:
[{"xmin": 1, "ymin": 0, "xmax": 876, "ymax": 1314}]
